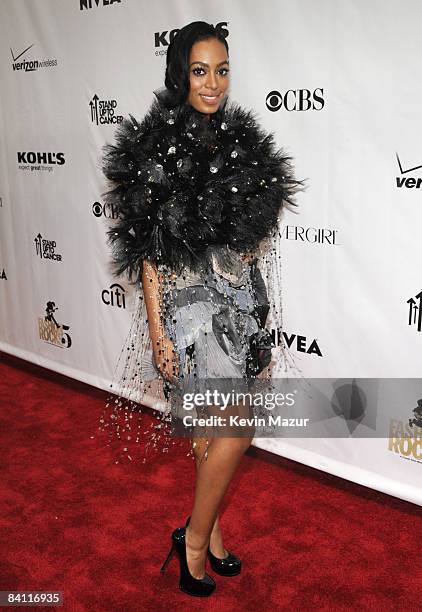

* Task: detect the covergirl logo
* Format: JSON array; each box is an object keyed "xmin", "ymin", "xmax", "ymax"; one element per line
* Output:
[{"xmin": 282, "ymin": 225, "xmax": 339, "ymax": 245}]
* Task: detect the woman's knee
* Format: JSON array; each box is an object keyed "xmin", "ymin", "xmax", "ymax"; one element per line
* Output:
[
  {"xmin": 224, "ymin": 434, "xmax": 254, "ymax": 455},
  {"xmin": 191, "ymin": 437, "xmax": 208, "ymax": 461}
]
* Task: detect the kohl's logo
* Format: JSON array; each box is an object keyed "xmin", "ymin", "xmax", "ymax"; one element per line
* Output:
[
  {"xmin": 155, "ymin": 22, "xmax": 229, "ymax": 49},
  {"xmin": 17, "ymin": 152, "xmax": 65, "ymax": 172}
]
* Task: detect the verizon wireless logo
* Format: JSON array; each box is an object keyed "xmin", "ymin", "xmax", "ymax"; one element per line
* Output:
[{"xmin": 10, "ymin": 43, "xmax": 57, "ymax": 72}]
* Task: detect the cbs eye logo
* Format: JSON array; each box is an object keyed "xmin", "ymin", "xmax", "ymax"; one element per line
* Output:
[
  {"xmin": 266, "ymin": 88, "xmax": 324, "ymax": 112},
  {"xmin": 92, "ymin": 201, "xmax": 119, "ymax": 219}
]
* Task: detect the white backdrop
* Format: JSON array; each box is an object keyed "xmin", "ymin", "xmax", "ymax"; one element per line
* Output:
[{"xmin": 0, "ymin": 0, "xmax": 421, "ymax": 505}]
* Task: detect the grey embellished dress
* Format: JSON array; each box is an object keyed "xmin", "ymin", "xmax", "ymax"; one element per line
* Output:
[{"xmin": 138, "ymin": 245, "xmax": 275, "ymax": 431}]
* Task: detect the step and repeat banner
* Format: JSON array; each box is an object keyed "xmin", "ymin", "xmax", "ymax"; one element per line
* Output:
[{"xmin": 0, "ymin": 0, "xmax": 421, "ymax": 505}]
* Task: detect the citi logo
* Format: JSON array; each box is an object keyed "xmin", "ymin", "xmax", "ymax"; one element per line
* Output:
[
  {"xmin": 396, "ymin": 153, "xmax": 422, "ymax": 189},
  {"xmin": 266, "ymin": 89, "xmax": 324, "ymax": 112},
  {"xmin": 155, "ymin": 22, "xmax": 229, "ymax": 47},
  {"xmin": 102, "ymin": 283, "xmax": 126, "ymax": 308},
  {"xmin": 17, "ymin": 152, "xmax": 65, "ymax": 165},
  {"xmin": 80, "ymin": 0, "xmax": 121, "ymax": 9}
]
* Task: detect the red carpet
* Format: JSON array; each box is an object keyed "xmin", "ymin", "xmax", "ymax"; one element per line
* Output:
[{"xmin": 0, "ymin": 351, "xmax": 420, "ymax": 611}]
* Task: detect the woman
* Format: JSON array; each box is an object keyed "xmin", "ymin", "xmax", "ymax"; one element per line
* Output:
[{"xmin": 100, "ymin": 21, "xmax": 302, "ymax": 598}]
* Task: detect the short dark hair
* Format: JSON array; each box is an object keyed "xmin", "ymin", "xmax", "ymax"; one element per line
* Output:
[{"xmin": 154, "ymin": 21, "xmax": 229, "ymax": 108}]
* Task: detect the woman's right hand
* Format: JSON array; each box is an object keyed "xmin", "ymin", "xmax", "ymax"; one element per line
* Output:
[{"xmin": 153, "ymin": 335, "xmax": 180, "ymax": 384}]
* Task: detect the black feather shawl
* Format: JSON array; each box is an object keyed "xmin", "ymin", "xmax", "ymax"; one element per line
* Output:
[{"xmin": 100, "ymin": 95, "xmax": 302, "ymax": 283}]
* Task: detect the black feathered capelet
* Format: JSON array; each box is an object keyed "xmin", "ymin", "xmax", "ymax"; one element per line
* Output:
[{"xmin": 100, "ymin": 95, "xmax": 301, "ymax": 283}]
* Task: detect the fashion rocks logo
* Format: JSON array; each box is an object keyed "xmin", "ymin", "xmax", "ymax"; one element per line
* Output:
[
  {"xmin": 10, "ymin": 43, "xmax": 58, "ymax": 72},
  {"xmin": 38, "ymin": 301, "xmax": 72, "ymax": 348},
  {"xmin": 17, "ymin": 152, "xmax": 65, "ymax": 172},
  {"xmin": 34, "ymin": 233, "xmax": 63, "ymax": 262},
  {"xmin": 90, "ymin": 94, "xmax": 123, "ymax": 125},
  {"xmin": 388, "ymin": 417, "xmax": 422, "ymax": 464},
  {"xmin": 395, "ymin": 153, "xmax": 422, "ymax": 189}
]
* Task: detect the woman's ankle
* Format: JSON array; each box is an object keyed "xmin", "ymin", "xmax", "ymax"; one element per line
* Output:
[
  {"xmin": 185, "ymin": 524, "xmax": 209, "ymax": 553},
  {"xmin": 185, "ymin": 525, "xmax": 208, "ymax": 579},
  {"xmin": 209, "ymin": 526, "xmax": 227, "ymax": 558}
]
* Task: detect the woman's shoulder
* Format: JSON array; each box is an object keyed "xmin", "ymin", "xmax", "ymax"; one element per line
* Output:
[
  {"xmin": 220, "ymin": 98, "xmax": 259, "ymax": 125},
  {"xmin": 102, "ymin": 97, "xmax": 180, "ymax": 174},
  {"xmin": 115, "ymin": 97, "xmax": 171, "ymax": 145},
  {"xmin": 115, "ymin": 97, "xmax": 266, "ymax": 150}
]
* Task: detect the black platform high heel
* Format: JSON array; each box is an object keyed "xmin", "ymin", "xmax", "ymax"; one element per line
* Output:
[
  {"xmin": 185, "ymin": 516, "xmax": 242, "ymax": 577},
  {"xmin": 160, "ymin": 525, "xmax": 216, "ymax": 597}
]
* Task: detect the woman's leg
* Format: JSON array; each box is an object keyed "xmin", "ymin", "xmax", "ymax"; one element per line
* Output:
[
  {"xmin": 186, "ymin": 433, "xmax": 253, "ymax": 579},
  {"xmin": 192, "ymin": 438, "xmax": 226, "ymax": 558}
]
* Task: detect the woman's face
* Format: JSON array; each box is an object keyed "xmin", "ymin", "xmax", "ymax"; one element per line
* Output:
[{"xmin": 186, "ymin": 37, "xmax": 229, "ymax": 115}]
